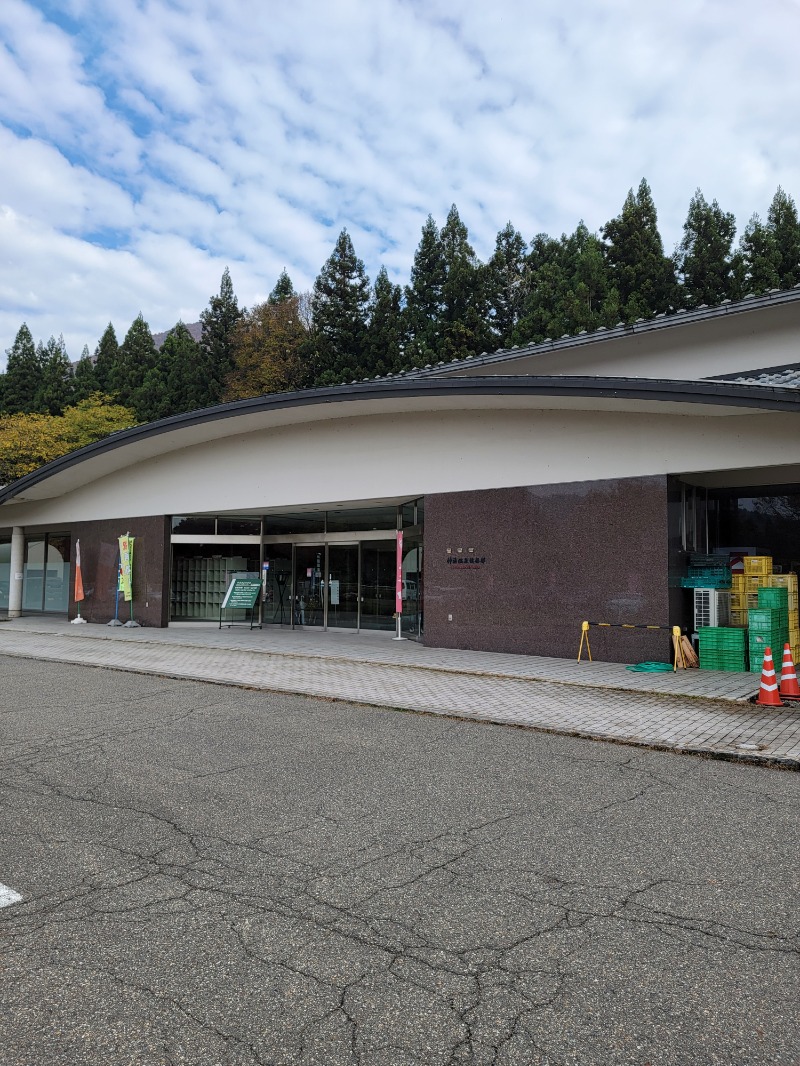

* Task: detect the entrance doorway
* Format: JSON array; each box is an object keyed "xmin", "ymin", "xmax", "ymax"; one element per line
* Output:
[
  {"xmin": 260, "ymin": 541, "xmax": 399, "ymax": 631},
  {"xmin": 360, "ymin": 541, "xmax": 396, "ymax": 630},
  {"xmin": 327, "ymin": 544, "xmax": 359, "ymax": 628},
  {"xmin": 293, "ymin": 545, "xmax": 325, "ymax": 627},
  {"xmin": 171, "ymin": 501, "xmax": 424, "ymax": 635}
]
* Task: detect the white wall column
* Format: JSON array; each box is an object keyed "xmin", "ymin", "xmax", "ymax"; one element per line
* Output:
[{"xmin": 8, "ymin": 526, "xmax": 24, "ymax": 618}]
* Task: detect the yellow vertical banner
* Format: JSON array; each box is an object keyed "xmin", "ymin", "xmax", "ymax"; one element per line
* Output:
[{"xmin": 119, "ymin": 535, "xmax": 134, "ymax": 602}]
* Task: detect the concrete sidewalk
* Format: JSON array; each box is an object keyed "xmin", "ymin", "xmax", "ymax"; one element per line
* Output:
[{"xmin": 1, "ymin": 617, "xmax": 798, "ymax": 768}]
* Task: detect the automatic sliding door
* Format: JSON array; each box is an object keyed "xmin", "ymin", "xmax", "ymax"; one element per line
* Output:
[
  {"xmin": 262, "ymin": 544, "xmax": 293, "ymax": 625},
  {"xmin": 293, "ymin": 545, "xmax": 325, "ymax": 627},
  {"xmin": 327, "ymin": 544, "xmax": 359, "ymax": 628},
  {"xmin": 360, "ymin": 540, "xmax": 396, "ymax": 630}
]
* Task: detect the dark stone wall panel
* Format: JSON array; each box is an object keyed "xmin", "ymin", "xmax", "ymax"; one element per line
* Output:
[
  {"xmin": 70, "ymin": 516, "xmax": 170, "ymax": 627},
  {"xmin": 423, "ymin": 477, "xmax": 672, "ymax": 663}
]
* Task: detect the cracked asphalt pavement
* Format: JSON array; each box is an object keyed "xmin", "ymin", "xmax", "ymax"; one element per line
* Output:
[{"xmin": 1, "ymin": 655, "xmax": 798, "ymax": 1065}]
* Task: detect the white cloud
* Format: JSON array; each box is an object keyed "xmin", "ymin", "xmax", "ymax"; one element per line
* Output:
[{"xmin": 1, "ymin": 0, "xmax": 799, "ymax": 365}]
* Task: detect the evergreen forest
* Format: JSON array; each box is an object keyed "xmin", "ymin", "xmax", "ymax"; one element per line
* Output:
[{"xmin": 2, "ymin": 180, "xmax": 799, "ymax": 482}]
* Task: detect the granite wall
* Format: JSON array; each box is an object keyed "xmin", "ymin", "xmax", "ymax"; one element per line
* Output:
[
  {"xmin": 423, "ymin": 476, "xmax": 674, "ymax": 663},
  {"xmin": 69, "ymin": 516, "xmax": 171, "ymax": 627}
]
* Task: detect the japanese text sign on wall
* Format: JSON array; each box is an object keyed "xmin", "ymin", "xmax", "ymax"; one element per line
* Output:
[{"xmin": 446, "ymin": 546, "xmax": 486, "ymax": 568}]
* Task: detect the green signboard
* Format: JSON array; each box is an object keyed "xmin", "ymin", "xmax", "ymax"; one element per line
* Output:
[{"xmin": 221, "ymin": 576, "xmax": 262, "ymax": 610}]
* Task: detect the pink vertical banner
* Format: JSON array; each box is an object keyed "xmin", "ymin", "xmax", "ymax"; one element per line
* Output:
[{"xmin": 395, "ymin": 530, "xmax": 403, "ymax": 614}]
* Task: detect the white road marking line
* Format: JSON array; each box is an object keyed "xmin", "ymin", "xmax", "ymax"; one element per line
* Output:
[{"xmin": 0, "ymin": 882, "xmax": 22, "ymax": 908}]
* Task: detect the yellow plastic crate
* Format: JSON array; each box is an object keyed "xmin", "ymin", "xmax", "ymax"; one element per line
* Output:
[
  {"xmin": 746, "ymin": 575, "xmax": 765, "ymax": 593},
  {"xmin": 730, "ymin": 593, "xmax": 747, "ymax": 611},
  {"xmin": 730, "ymin": 609, "xmax": 748, "ymax": 627},
  {"xmin": 743, "ymin": 556, "xmax": 773, "ymax": 577},
  {"xmin": 769, "ymin": 573, "xmax": 798, "ymax": 594},
  {"xmin": 731, "ymin": 574, "xmax": 746, "ymax": 592}
]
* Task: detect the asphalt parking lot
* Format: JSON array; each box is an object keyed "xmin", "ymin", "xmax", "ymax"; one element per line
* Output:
[{"xmin": 1, "ymin": 655, "xmax": 798, "ymax": 1065}]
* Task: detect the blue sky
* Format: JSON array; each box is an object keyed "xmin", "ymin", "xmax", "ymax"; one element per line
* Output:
[{"xmin": 1, "ymin": 0, "xmax": 799, "ymax": 367}]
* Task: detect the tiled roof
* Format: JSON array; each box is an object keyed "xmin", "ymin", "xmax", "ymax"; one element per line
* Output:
[
  {"xmin": 715, "ymin": 366, "xmax": 800, "ymax": 388},
  {"xmin": 392, "ymin": 286, "xmax": 800, "ymax": 382}
]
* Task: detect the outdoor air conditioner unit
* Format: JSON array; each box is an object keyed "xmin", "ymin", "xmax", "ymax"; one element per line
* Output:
[{"xmin": 694, "ymin": 588, "xmax": 731, "ymax": 629}]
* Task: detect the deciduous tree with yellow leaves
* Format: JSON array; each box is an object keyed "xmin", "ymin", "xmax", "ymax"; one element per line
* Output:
[{"xmin": 0, "ymin": 394, "xmax": 136, "ymax": 484}]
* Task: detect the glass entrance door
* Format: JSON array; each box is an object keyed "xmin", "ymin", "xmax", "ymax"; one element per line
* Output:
[
  {"xmin": 262, "ymin": 544, "xmax": 293, "ymax": 625},
  {"xmin": 360, "ymin": 540, "xmax": 396, "ymax": 630},
  {"xmin": 293, "ymin": 545, "xmax": 325, "ymax": 627},
  {"xmin": 327, "ymin": 544, "xmax": 359, "ymax": 629}
]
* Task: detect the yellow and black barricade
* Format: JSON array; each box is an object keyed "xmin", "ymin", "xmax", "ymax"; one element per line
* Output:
[{"xmin": 578, "ymin": 621, "xmax": 691, "ymax": 671}]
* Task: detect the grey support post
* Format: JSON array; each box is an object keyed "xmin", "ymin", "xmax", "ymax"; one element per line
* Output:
[{"xmin": 8, "ymin": 526, "xmax": 24, "ymax": 618}]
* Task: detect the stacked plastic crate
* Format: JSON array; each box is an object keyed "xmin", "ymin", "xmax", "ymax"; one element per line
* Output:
[
  {"xmin": 748, "ymin": 599, "xmax": 788, "ymax": 673},
  {"xmin": 730, "ymin": 555, "xmax": 773, "ymax": 630},
  {"xmin": 746, "ymin": 555, "xmax": 772, "ymax": 605},
  {"xmin": 685, "ymin": 554, "xmax": 739, "ymax": 670},
  {"xmin": 769, "ymin": 573, "xmax": 799, "ymax": 664},
  {"xmin": 681, "ymin": 554, "xmax": 732, "ymax": 588},
  {"xmin": 757, "ymin": 586, "xmax": 789, "ymax": 645},
  {"xmin": 697, "ymin": 626, "xmax": 747, "ymax": 672},
  {"xmin": 729, "ymin": 574, "xmax": 748, "ymax": 627}
]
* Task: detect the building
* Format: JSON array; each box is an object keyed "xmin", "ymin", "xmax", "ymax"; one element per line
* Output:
[{"xmin": 2, "ymin": 289, "xmax": 799, "ymax": 664}]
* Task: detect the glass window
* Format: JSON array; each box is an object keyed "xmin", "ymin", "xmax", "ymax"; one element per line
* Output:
[
  {"xmin": 22, "ymin": 533, "xmax": 70, "ymax": 612},
  {"xmin": 172, "ymin": 515, "xmax": 216, "ymax": 535},
  {"xmin": 217, "ymin": 516, "xmax": 261, "ymax": 536},
  {"xmin": 23, "ymin": 537, "xmax": 45, "ymax": 610},
  {"xmin": 401, "ymin": 502, "xmax": 416, "ymax": 528},
  {"xmin": 264, "ymin": 511, "xmax": 325, "ymax": 535},
  {"xmin": 325, "ymin": 505, "xmax": 397, "ymax": 533},
  {"xmin": 710, "ymin": 487, "xmax": 800, "ymax": 573},
  {"xmin": 400, "ymin": 538, "xmax": 423, "ymax": 639},
  {"xmin": 0, "ymin": 537, "xmax": 10, "ymax": 611},
  {"xmin": 171, "ymin": 544, "xmax": 260, "ymax": 621},
  {"xmin": 45, "ymin": 534, "xmax": 71, "ymax": 613}
]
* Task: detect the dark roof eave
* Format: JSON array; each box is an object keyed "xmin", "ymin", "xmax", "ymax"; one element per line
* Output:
[{"xmin": 1, "ymin": 375, "xmax": 798, "ymax": 505}]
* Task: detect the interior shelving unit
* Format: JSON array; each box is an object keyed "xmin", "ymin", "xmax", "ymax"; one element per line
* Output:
[{"xmin": 171, "ymin": 555, "xmax": 249, "ymax": 620}]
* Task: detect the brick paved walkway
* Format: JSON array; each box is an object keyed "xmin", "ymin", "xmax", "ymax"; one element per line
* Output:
[{"xmin": 1, "ymin": 618, "xmax": 798, "ymax": 767}]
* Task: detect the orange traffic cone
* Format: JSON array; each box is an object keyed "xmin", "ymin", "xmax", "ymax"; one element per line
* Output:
[
  {"xmin": 779, "ymin": 644, "xmax": 800, "ymax": 700},
  {"xmin": 756, "ymin": 647, "xmax": 783, "ymax": 707}
]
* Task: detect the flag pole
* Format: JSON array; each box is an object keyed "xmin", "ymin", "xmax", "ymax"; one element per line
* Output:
[
  {"xmin": 122, "ymin": 531, "xmax": 140, "ymax": 627},
  {"xmin": 70, "ymin": 537, "xmax": 87, "ymax": 624},
  {"xmin": 107, "ymin": 548, "xmax": 123, "ymax": 626}
]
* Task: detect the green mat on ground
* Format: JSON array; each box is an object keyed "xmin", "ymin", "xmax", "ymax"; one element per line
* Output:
[{"xmin": 625, "ymin": 661, "xmax": 673, "ymax": 672}]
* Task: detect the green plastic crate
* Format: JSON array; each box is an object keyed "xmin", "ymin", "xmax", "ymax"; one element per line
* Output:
[
  {"xmin": 758, "ymin": 587, "xmax": 789, "ymax": 610},
  {"xmin": 701, "ymin": 656, "xmax": 746, "ymax": 672},
  {"xmin": 697, "ymin": 627, "xmax": 747, "ymax": 649},
  {"xmin": 749, "ymin": 607, "xmax": 783, "ymax": 627}
]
